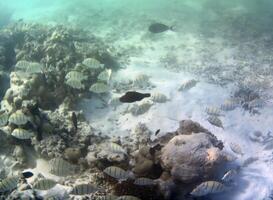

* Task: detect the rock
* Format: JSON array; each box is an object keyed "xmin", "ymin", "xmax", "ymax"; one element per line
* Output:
[
  {"xmin": 64, "ymin": 147, "xmax": 82, "ymax": 163},
  {"xmin": 132, "ymin": 146, "xmax": 154, "ymax": 177},
  {"xmin": 160, "ymin": 132, "xmax": 226, "ymax": 183}
]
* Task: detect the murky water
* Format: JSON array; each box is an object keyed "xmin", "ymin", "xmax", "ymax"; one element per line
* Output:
[{"xmin": 0, "ymin": 1, "xmax": 273, "ymax": 199}]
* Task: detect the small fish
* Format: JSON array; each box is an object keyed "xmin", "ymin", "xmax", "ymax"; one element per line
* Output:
[
  {"xmin": 22, "ymin": 171, "xmax": 34, "ymax": 179},
  {"xmin": 82, "ymin": 58, "xmax": 103, "ymax": 69},
  {"xmin": 134, "ymin": 177, "xmax": 155, "ymax": 186},
  {"xmin": 97, "ymin": 195, "xmax": 118, "ymax": 200},
  {"xmin": 33, "ymin": 179, "xmax": 57, "ymax": 190},
  {"xmin": 151, "ymin": 92, "xmax": 168, "ymax": 103},
  {"xmin": 207, "ymin": 116, "xmax": 224, "ymax": 129},
  {"xmin": 89, "ymin": 82, "xmax": 109, "ymax": 93},
  {"xmin": 70, "ymin": 183, "xmax": 98, "ymax": 195},
  {"xmin": 155, "ymin": 129, "xmax": 160, "ymax": 136},
  {"xmin": 242, "ymin": 157, "xmax": 258, "ymax": 167},
  {"xmin": 119, "ymin": 91, "xmax": 151, "ymax": 103},
  {"xmin": 117, "ymin": 195, "xmax": 141, "ymax": 200},
  {"xmin": 11, "ymin": 128, "xmax": 35, "ymax": 140},
  {"xmin": 49, "ymin": 158, "xmax": 77, "ymax": 176},
  {"xmin": 190, "ymin": 181, "xmax": 226, "ymax": 196},
  {"xmin": 178, "ymin": 79, "xmax": 197, "ymax": 91},
  {"xmin": 71, "ymin": 112, "xmax": 77, "ymax": 131},
  {"xmin": 0, "ymin": 112, "xmax": 9, "ymax": 126},
  {"xmin": 108, "ymin": 142, "xmax": 127, "ymax": 155},
  {"xmin": 9, "ymin": 110, "xmax": 30, "ymax": 125},
  {"xmin": 221, "ymin": 169, "xmax": 238, "ymax": 182},
  {"xmin": 229, "ymin": 142, "xmax": 244, "ymax": 156},
  {"xmin": 0, "ymin": 176, "xmax": 19, "ymax": 193},
  {"xmin": 148, "ymin": 23, "xmax": 173, "ymax": 33},
  {"xmin": 103, "ymin": 166, "xmax": 129, "ymax": 182}
]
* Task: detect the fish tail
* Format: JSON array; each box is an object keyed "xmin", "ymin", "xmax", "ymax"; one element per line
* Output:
[
  {"xmin": 170, "ymin": 26, "xmax": 175, "ymax": 31},
  {"xmin": 145, "ymin": 93, "xmax": 151, "ymax": 97}
]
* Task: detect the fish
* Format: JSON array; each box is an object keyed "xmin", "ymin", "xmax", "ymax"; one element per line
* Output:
[
  {"xmin": 49, "ymin": 158, "xmax": 77, "ymax": 176},
  {"xmin": 117, "ymin": 195, "xmax": 141, "ymax": 200},
  {"xmin": 22, "ymin": 171, "xmax": 34, "ymax": 179},
  {"xmin": 0, "ymin": 176, "xmax": 19, "ymax": 193},
  {"xmin": 66, "ymin": 79, "xmax": 85, "ymax": 89},
  {"xmin": 108, "ymin": 142, "xmax": 127, "ymax": 155},
  {"xmin": 155, "ymin": 129, "xmax": 160, "ymax": 136},
  {"xmin": 134, "ymin": 177, "xmax": 155, "ymax": 186},
  {"xmin": 119, "ymin": 91, "xmax": 151, "ymax": 103},
  {"xmin": 8, "ymin": 110, "xmax": 30, "ymax": 125},
  {"xmin": 229, "ymin": 142, "xmax": 244, "ymax": 156},
  {"xmin": 242, "ymin": 156, "xmax": 258, "ymax": 167},
  {"xmin": 190, "ymin": 181, "xmax": 226, "ymax": 196},
  {"xmin": 89, "ymin": 82, "xmax": 110, "ymax": 93},
  {"xmin": 151, "ymin": 92, "xmax": 169, "ymax": 103},
  {"xmin": 148, "ymin": 23, "xmax": 173, "ymax": 33},
  {"xmin": 70, "ymin": 183, "xmax": 98, "ymax": 195},
  {"xmin": 11, "ymin": 128, "xmax": 35, "ymax": 140},
  {"xmin": 82, "ymin": 58, "xmax": 103, "ymax": 69},
  {"xmin": 98, "ymin": 69, "xmax": 112, "ymax": 83},
  {"xmin": 103, "ymin": 166, "xmax": 130, "ymax": 182},
  {"xmin": 178, "ymin": 79, "xmax": 198, "ymax": 91},
  {"xmin": 207, "ymin": 116, "xmax": 224, "ymax": 128},
  {"xmin": 0, "ymin": 112, "xmax": 9, "ymax": 126},
  {"xmin": 97, "ymin": 195, "xmax": 118, "ymax": 200},
  {"xmin": 33, "ymin": 179, "xmax": 57, "ymax": 190},
  {"xmin": 71, "ymin": 112, "xmax": 77, "ymax": 131},
  {"xmin": 65, "ymin": 71, "xmax": 87, "ymax": 81},
  {"xmin": 221, "ymin": 169, "xmax": 238, "ymax": 182},
  {"xmin": 205, "ymin": 106, "xmax": 223, "ymax": 116}
]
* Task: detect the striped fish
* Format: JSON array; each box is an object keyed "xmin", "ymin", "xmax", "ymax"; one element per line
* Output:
[
  {"xmin": 89, "ymin": 82, "xmax": 109, "ymax": 93},
  {"xmin": 103, "ymin": 166, "xmax": 129, "ymax": 182},
  {"xmin": 242, "ymin": 157, "xmax": 258, "ymax": 167},
  {"xmin": 190, "ymin": 181, "xmax": 226, "ymax": 196},
  {"xmin": 66, "ymin": 79, "xmax": 85, "ymax": 89},
  {"xmin": 26, "ymin": 62, "xmax": 44, "ymax": 74},
  {"xmin": 49, "ymin": 158, "xmax": 77, "ymax": 176},
  {"xmin": 205, "ymin": 106, "xmax": 223, "ymax": 116},
  {"xmin": 65, "ymin": 71, "xmax": 87, "ymax": 81},
  {"xmin": 0, "ymin": 112, "xmax": 9, "ymax": 126},
  {"xmin": 82, "ymin": 58, "xmax": 103, "ymax": 69},
  {"xmin": 178, "ymin": 79, "xmax": 197, "ymax": 91},
  {"xmin": 220, "ymin": 100, "xmax": 238, "ymax": 111},
  {"xmin": 108, "ymin": 143, "xmax": 127, "ymax": 155},
  {"xmin": 0, "ymin": 176, "xmax": 19, "ymax": 193},
  {"xmin": 133, "ymin": 74, "xmax": 150, "ymax": 88},
  {"xmin": 15, "ymin": 60, "xmax": 30, "ymax": 70},
  {"xmin": 207, "ymin": 116, "xmax": 224, "ymax": 128},
  {"xmin": 11, "ymin": 128, "xmax": 35, "ymax": 140},
  {"xmin": 33, "ymin": 179, "xmax": 57, "ymax": 190},
  {"xmin": 221, "ymin": 169, "xmax": 237, "ymax": 182},
  {"xmin": 70, "ymin": 183, "xmax": 98, "ymax": 195},
  {"xmin": 230, "ymin": 142, "xmax": 244, "ymax": 155},
  {"xmin": 98, "ymin": 69, "xmax": 112, "ymax": 83},
  {"xmin": 97, "ymin": 195, "xmax": 118, "ymax": 200},
  {"xmin": 8, "ymin": 110, "xmax": 30, "ymax": 125},
  {"xmin": 117, "ymin": 195, "xmax": 141, "ymax": 200},
  {"xmin": 133, "ymin": 177, "xmax": 155, "ymax": 186},
  {"xmin": 151, "ymin": 92, "xmax": 168, "ymax": 103}
]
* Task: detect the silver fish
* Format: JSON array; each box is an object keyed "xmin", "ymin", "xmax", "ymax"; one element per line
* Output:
[
  {"xmin": 70, "ymin": 183, "xmax": 98, "ymax": 195},
  {"xmin": 230, "ymin": 142, "xmax": 244, "ymax": 155},
  {"xmin": 11, "ymin": 128, "xmax": 35, "ymax": 140},
  {"xmin": 33, "ymin": 179, "xmax": 57, "ymax": 190},
  {"xmin": 49, "ymin": 158, "xmax": 77, "ymax": 176},
  {"xmin": 97, "ymin": 195, "xmax": 118, "ymax": 200},
  {"xmin": 221, "ymin": 169, "xmax": 238, "ymax": 182},
  {"xmin": 207, "ymin": 116, "xmax": 224, "ymax": 128},
  {"xmin": 191, "ymin": 181, "xmax": 226, "ymax": 196},
  {"xmin": 0, "ymin": 176, "xmax": 19, "ymax": 193},
  {"xmin": 117, "ymin": 195, "xmax": 141, "ymax": 200},
  {"xmin": 103, "ymin": 166, "xmax": 129, "ymax": 182},
  {"xmin": 133, "ymin": 177, "xmax": 155, "ymax": 186}
]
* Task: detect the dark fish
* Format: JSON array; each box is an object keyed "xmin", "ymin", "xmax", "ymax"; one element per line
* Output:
[
  {"xmin": 155, "ymin": 129, "xmax": 160, "ymax": 136},
  {"xmin": 22, "ymin": 171, "xmax": 33, "ymax": 178},
  {"xmin": 119, "ymin": 91, "xmax": 151, "ymax": 103},
  {"xmin": 72, "ymin": 112, "xmax": 77, "ymax": 131},
  {"xmin": 148, "ymin": 23, "xmax": 173, "ymax": 33}
]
